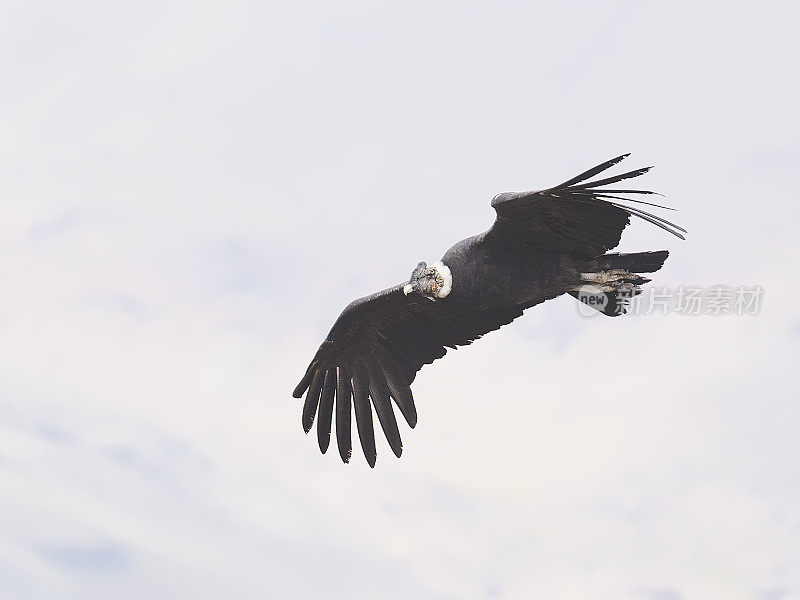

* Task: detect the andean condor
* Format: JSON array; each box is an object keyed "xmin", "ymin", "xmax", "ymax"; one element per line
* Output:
[{"xmin": 293, "ymin": 154, "xmax": 685, "ymax": 466}]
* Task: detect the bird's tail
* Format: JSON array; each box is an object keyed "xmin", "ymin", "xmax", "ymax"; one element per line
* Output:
[{"xmin": 569, "ymin": 250, "xmax": 669, "ymax": 316}]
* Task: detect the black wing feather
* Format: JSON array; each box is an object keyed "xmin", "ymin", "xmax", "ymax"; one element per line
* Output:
[
  {"xmin": 293, "ymin": 285, "xmax": 522, "ymax": 466},
  {"xmin": 316, "ymin": 369, "xmax": 336, "ymax": 453},
  {"xmin": 351, "ymin": 360, "xmax": 376, "ymax": 468},
  {"xmin": 366, "ymin": 359, "xmax": 403, "ymax": 457},
  {"xmin": 488, "ymin": 154, "xmax": 685, "ymax": 256},
  {"xmin": 374, "ymin": 345, "xmax": 418, "ymax": 427},
  {"xmin": 335, "ymin": 366, "xmax": 353, "ymax": 463},
  {"xmin": 302, "ymin": 369, "xmax": 324, "ymax": 434},
  {"xmin": 555, "ymin": 153, "xmax": 630, "ymax": 187},
  {"xmin": 293, "ymin": 360, "xmax": 317, "ymax": 399},
  {"xmin": 569, "ymin": 166, "xmax": 653, "ymax": 189}
]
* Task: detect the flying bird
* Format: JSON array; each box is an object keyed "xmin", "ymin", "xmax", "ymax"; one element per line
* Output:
[{"xmin": 293, "ymin": 155, "xmax": 685, "ymax": 466}]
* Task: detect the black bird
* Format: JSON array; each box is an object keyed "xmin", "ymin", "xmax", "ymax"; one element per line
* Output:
[{"xmin": 293, "ymin": 155, "xmax": 685, "ymax": 467}]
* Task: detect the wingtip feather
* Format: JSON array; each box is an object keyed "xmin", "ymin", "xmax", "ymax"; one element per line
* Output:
[
  {"xmin": 335, "ymin": 366, "xmax": 353, "ymax": 465},
  {"xmin": 555, "ymin": 154, "xmax": 632, "ymax": 189},
  {"xmin": 316, "ymin": 370, "xmax": 336, "ymax": 453},
  {"xmin": 293, "ymin": 360, "xmax": 318, "ymax": 398},
  {"xmin": 302, "ymin": 369, "xmax": 324, "ymax": 433}
]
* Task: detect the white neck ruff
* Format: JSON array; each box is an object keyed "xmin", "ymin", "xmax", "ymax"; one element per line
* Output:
[{"xmin": 430, "ymin": 261, "xmax": 452, "ymax": 298}]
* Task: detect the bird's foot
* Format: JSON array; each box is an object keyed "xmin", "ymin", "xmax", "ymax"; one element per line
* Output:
[{"xmin": 576, "ymin": 269, "xmax": 650, "ymax": 293}]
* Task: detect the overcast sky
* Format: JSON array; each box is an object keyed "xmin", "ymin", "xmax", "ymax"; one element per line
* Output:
[{"xmin": 1, "ymin": 1, "xmax": 799, "ymax": 599}]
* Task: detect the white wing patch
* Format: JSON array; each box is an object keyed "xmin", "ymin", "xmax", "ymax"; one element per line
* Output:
[{"xmin": 430, "ymin": 261, "xmax": 452, "ymax": 298}]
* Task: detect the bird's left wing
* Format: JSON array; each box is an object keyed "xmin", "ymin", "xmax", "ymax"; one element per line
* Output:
[
  {"xmin": 293, "ymin": 285, "xmax": 522, "ymax": 467},
  {"xmin": 486, "ymin": 154, "xmax": 686, "ymax": 257}
]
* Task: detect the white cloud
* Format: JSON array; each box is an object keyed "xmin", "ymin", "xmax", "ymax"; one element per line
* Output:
[{"xmin": 0, "ymin": 1, "xmax": 798, "ymax": 598}]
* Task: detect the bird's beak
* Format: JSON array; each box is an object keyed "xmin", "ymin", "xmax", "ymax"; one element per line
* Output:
[{"xmin": 403, "ymin": 283, "xmax": 414, "ymax": 295}]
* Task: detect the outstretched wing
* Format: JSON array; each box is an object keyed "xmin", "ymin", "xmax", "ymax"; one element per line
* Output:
[
  {"xmin": 487, "ymin": 154, "xmax": 686, "ymax": 257},
  {"xmin": 292, "ymin": 286, "xmax": 522, "ymax": 467}
]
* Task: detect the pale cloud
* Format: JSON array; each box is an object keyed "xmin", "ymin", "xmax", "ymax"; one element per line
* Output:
[{"xmin": 0, "ymin": 1, "xmax": 798, "ymax": 599}]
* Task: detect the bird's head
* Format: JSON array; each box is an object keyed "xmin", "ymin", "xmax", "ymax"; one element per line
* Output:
[{"xmin": 403, "ymin": 261, "xmax": 452, "ymax": 300}]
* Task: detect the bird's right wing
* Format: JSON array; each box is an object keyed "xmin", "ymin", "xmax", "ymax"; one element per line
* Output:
[
  {"xmin": 292, "ymin": 285, "xmax": 522, "ymax": 467},
  {"xmin": 486, "ymin": 154, "xmax": 685, "ymax": 257}
]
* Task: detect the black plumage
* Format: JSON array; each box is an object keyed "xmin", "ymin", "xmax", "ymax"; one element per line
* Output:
[{"xmin": 292, "ymin": 155, "xmax": 684, "ymax": 466}]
